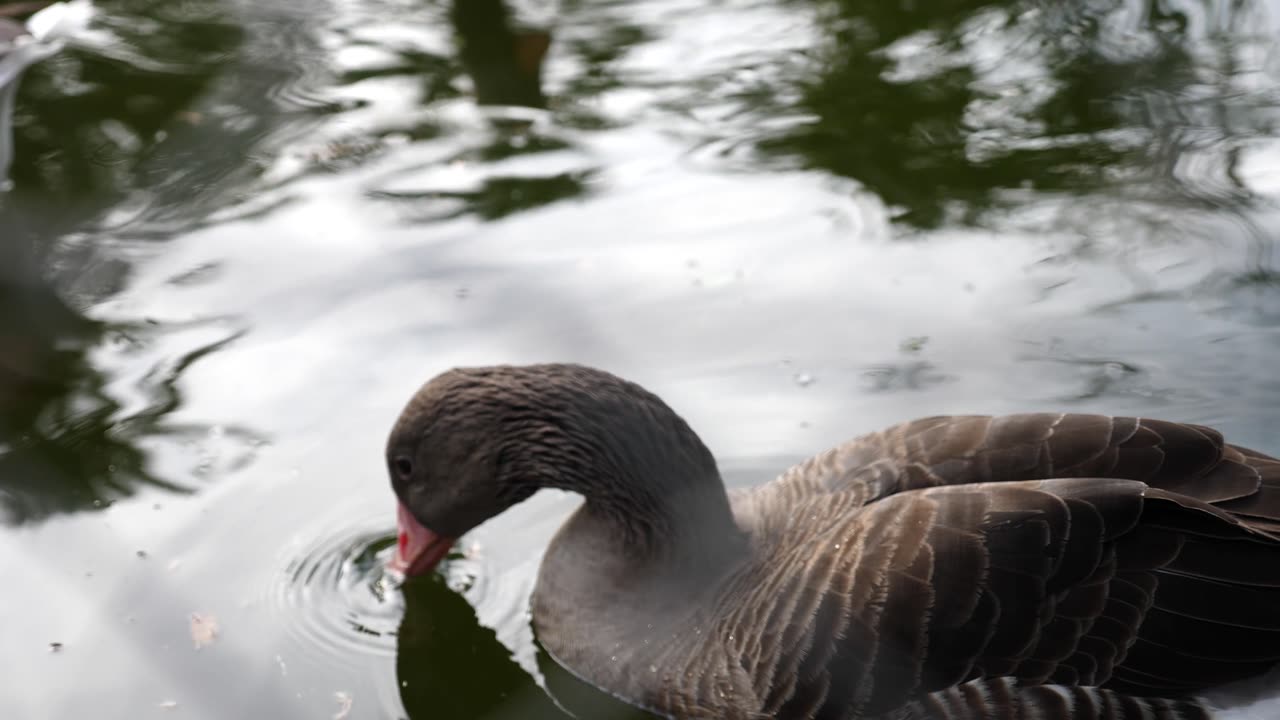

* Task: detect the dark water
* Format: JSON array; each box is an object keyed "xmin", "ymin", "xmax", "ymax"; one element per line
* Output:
[{"xmin": 2, "ymin": 0, "xmax": 1279, "ymax": 717}]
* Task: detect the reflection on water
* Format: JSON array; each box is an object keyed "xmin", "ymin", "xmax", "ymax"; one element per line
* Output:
[
  {"xmin": 1, "ymin": 0, "xmax": 1279, "ymax": 717},
  {"xmin": 398, "ymin": 572, "xmax": 659, "ymax": 719},
  {"xmin": 679, "ymin": 0, "xmax": 1280, "ymax": 229},
  {"xmin": 5, "ymin": 0, "xmax": 242, "ymax": 199},
  {"xmin": 453, "ymin": 0, "xmax": 551, "ymax": 109},
  {"xmin": 0, "ymin": 0, "xmax": 266, "ymax": 524},
  {"xmin": 274, "ymin": 524, "xmax": 403, "ymax": 665}
]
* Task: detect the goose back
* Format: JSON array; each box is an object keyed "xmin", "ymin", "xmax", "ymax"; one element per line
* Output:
[{"xmin": 532, "ymin": 412, "xmax": 1280, "ymax": 720}]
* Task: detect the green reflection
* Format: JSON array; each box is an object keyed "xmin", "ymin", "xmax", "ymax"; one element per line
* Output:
[
  {"xmin": 369, "ymin": 170, "xmax": 595, "ymax": 223},
  {"xmin": 7, "ymin": 0, "xmax": 243, "ymax": 197},
  {"xmin": 0, "ymin": 0, "xmax": 250, "ymax": 524},
  {"xmin": 753, "ymin": 0, "xmax": 1266, "ymax": 227},
  {"xmin": 0, "ymin": 263, "xmax": 160, "ymax": 524},
  {"xmin": 453, "ymin": 0, "xmax": 550, "ymax": 109},
  {"xmin": 357, "ymin": 0, "xmax": 599, "ymax": 223}
]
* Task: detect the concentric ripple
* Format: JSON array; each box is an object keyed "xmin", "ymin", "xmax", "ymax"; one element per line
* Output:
[{"xmin": 271, "ymin": 518, "xmax": 408, "ymax": 666}]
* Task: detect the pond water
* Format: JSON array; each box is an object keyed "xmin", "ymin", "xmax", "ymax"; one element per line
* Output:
[{"xmin": 3, "ymin": 0, "xmax": 1280, "ymax": 717}]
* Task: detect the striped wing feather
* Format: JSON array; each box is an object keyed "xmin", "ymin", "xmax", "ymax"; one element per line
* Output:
[{"xmin": 733, "ymin": 414, "xmax": 1280, "ymax": 719}]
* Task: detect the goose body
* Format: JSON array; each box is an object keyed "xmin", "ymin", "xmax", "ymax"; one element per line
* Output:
[{"xmin": 386, "ymin": 364, "xmax": 1280, "ymax": 720}]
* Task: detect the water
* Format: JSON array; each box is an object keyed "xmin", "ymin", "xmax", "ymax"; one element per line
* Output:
[{"xmin": 2, "ymin": 0, "xmax": 1279, "ymax": 717}]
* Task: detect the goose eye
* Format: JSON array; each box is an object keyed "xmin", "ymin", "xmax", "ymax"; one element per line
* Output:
[{"xmin": 394, "ymin": 456, "xmax": 413, "ymax": 478}]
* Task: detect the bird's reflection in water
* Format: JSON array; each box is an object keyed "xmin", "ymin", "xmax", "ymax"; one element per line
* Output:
[{"xmin": 397, "ymin": 575, "xmax": 658, "ymax": 720}]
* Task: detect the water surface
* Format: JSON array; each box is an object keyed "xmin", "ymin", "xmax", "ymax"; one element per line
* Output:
[{"xmin": 2, "ymin": 0, "xmax": 1280, "ymax": 717}]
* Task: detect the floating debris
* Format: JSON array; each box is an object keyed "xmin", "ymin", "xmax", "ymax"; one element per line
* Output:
[
  {"xmin": 189, "ymin": 612, "xmax": 218, "ymax": 649},
  {"xmin": 332, "ymin": 691, "xmax": 352, "ymax": 720},
  {"xmin": 899, "ymin": 336, "xmax": 929, "ymax": 354}
]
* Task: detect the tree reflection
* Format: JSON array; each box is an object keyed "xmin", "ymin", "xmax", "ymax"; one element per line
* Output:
[
  {"xmin": 0, "ymin": 0, "xmax": 245, "ymax": 524},
  {"xmin": 364, "ymin": 0, "xmax": 603, "ymax": 223},
  {"xmin": 453, "ymin": 0, "xmax": 550, "ymax": 109},
  {"xmin": 754, "ymin": 0, "xmax": 1268, "ymax": 228}
]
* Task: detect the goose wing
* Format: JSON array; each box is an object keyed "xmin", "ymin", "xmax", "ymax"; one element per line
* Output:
[
  {"xmin": 735, "ymin": 415, "xmax": 1280, "ymax": 719},
  {"xmin": 768, "ymin": 414, "xmax": 1279, "ymax": 530}
]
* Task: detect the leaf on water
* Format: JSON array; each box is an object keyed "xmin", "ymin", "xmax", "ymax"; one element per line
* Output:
[
  {"xmin": 333, "ymin": 691, "xmax": 352, "ymax": 720},
  {"xmin": 189, "ymin": 613, "xmax": 218, "ymax": 649}
]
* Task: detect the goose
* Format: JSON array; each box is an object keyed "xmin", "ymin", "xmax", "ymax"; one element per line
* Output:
[{"xmin": 386, "ymin": 363, "xmax": 1280, "ymax": 720}]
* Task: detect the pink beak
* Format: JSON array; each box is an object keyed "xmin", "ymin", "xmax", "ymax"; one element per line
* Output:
[{"xmin": 389, "ymin": 502, "xmax": 455, "ymax": 577}]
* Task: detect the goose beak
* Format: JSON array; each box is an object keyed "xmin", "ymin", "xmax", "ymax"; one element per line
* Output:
[{"xmin": 390, "ymin": 502, "xmax": 455, "ymax": 577}]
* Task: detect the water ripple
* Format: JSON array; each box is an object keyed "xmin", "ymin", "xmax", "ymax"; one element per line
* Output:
[{"xmin": 272, "ymin": 519, "xmax": 405, "ymax": 667}]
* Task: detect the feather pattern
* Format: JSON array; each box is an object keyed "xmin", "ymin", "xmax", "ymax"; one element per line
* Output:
[{"xmin": 697, "ymin": 414, "xmax": 1280, "ymax": 719}]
